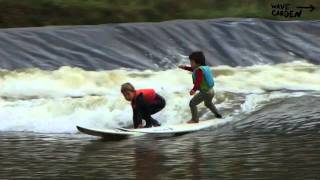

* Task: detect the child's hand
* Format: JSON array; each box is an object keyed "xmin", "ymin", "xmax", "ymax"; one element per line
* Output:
[{"xmin": 189, "ymin": 89, "xmax": 196, "ymax": 95}]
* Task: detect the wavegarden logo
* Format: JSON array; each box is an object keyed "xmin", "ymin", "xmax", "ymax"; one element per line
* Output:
[{"xmin": 271, "ymin": 3, "xmax": 315, "ymax": 18}]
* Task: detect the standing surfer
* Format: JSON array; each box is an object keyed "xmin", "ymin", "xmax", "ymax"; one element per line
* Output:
[
  {"xmin": 179, "ymin": 51, "xmax": 222, "ymax": 123},
  {"xmin": 121, "ymin": 83, "xmax": 165, "ymax": 128}
]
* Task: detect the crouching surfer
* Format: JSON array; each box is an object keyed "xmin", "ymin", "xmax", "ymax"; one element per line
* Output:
[
  {"xmin": 179, "ymin": 51, "xmax": 222, "ymax": 123},
  {"xmin": 121, "ymin": 83, "xmax": 166, "ymax": 128}
]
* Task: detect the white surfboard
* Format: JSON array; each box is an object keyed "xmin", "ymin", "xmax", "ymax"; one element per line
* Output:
[
  {"xmin": 118, "ymin": 120, "xmax": 216, "ymax": 134},
  {"xmin": 76, "ymin": 125, "xmax": 142, "ymax": 139}
]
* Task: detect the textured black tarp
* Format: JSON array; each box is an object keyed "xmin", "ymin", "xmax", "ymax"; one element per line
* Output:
[{"xmin": 0, "ymin": 18, "xmax": 319, "ymax": 70}]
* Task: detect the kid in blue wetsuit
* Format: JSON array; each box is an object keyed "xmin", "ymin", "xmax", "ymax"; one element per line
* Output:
[{"xmin": 179, "ymin": 51, "xmax": 222, "ymax": 123}]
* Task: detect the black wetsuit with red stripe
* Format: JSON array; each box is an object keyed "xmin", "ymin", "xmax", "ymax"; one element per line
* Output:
[{"xmin": 131, "ymin": 89, "xmax": 166, "ymax": 128}]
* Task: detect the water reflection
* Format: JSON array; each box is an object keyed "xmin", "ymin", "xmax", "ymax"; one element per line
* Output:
[{"xmin": 0, "ymin": 96, "xmax": 319, "ymax": 179}]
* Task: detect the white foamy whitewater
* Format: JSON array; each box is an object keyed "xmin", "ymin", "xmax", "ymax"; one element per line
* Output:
[{"xmin": 0, "ymin": 61, "xmax": 319, "ymax": 133}]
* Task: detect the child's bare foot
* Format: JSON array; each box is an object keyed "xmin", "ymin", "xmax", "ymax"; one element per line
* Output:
[{"xmin": 187, "ymin": 120, "xmax": 199, "ymax": 124}]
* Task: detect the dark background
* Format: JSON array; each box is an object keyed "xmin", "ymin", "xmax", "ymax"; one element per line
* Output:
[{"xmin": 0, "ymin": 0, "xmax": 319, "ymax": 28}]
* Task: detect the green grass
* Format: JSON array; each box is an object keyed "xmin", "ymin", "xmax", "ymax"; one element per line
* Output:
[{"xmin": 0, "ymin": 0, "xmax": 319, "ymax": 28}]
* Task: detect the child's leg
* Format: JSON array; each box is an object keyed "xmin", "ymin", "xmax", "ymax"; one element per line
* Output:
[
  {"xmin": 140, "ymin": 113, "xmax": 153, "ymax": 128},
  {"xmin": 150, "ymin": 117, "xmax": 161, "ymax": 126},
  {"xmin": 203, "ymin": 89, "xmax": 222, "ymax": 118},
  {"xmin": 140, "ymin": 112, "xmax": 161, "ymax": 128},
  {"xmin": 138, "ymin": 102, "xmax": 153, "ymax": 128},
  {"xmin": 141, "ymin": 115, "xmax": 160, "ymax": 128},
  {"xmin": 148, "ymin": 95, "xmax": 166, "ymax": 126},
  {"xmin": 149, "ymin": 95, "xmax": 166, "ymax": 114},
  {"xmin": 189, "ymin": 92, "xmax": 206, "ymax": 122}
]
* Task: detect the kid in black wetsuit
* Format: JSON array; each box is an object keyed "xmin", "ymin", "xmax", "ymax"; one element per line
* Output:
[{"xmin": 121, "ymin": 82, "xmax": 166, "ymax": 128}]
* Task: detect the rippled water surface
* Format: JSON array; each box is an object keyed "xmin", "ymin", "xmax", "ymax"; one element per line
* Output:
[{"xmin": 0, "ymin": 95, "xmax": 319, "ymax": 179}]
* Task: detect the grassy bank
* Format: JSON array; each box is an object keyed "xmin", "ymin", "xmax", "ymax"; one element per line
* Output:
[{"xmin": 0, "ymin": 0, "xmax": 319, "ymax": 28}]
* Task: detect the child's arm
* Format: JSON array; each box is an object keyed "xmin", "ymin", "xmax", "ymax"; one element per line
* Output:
[
  {"xmin": 133, "ymin": 109, "xmax": 143, "ymax": 128},
  {"xmin": 192, "ymin": 69, "xmax": 203, "ymax": 91},
  {"xmin": 178, "ymin": 65, "xmax": 193, "ymax": 72},
  {"xmin": 132, "ymin": 93, "xmax": 146, "ymax": 128}
]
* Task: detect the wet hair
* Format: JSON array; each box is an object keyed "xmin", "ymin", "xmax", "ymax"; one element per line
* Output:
[
  {"xmin": 121, "ymin": 82, "xmax": 135, "ymax": 93},
  {"xmin": 189, "ymin": 51, "xmax": 206, "ymax": 66}
]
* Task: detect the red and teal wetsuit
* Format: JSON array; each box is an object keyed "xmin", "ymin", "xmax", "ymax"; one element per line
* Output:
[
  {"xmin": 181, "ymin": 66, "xmax": 215, "ymax": 92},
  {"xmin": 181, "ymin": 65, "xmax": 221, "ymax": 121}
]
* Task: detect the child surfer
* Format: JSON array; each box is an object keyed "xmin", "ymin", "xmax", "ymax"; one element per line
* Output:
[
  {"xmin": 121, "ymin": 83, "xmax": 166, "ymax": 128},
  {"xmin": 179, "ymin": 51, "xmax": 222, "ymax": 123}
]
